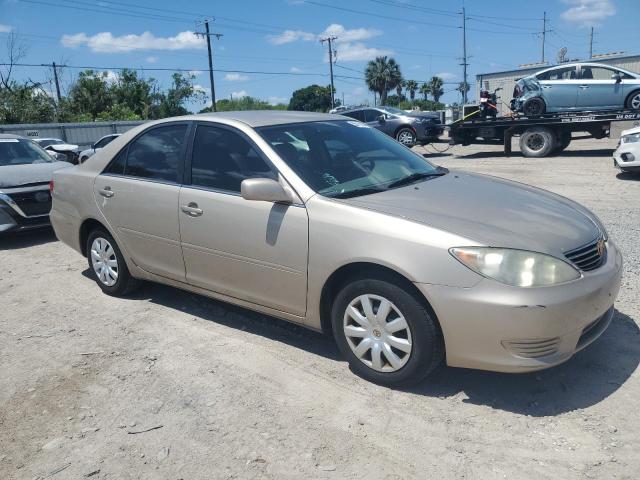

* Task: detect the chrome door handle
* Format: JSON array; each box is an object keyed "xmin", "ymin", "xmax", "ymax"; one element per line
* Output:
[
  {"xmin": 181, "ymin": 202, "xmax": 203, "ymax": 217},
  {"xmin": 99, "ymin": 187, "xmax": 114, "ymax": 198},
  {"xmin": 542, "ymin": 85, "xmax": 552, "ymax": 89},
  {"xmin": 579, "ymin": 85, "xmax": 589, "ymax": 89}
]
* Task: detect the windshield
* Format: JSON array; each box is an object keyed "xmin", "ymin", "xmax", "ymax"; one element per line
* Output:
[
  {"xmin": 257, "ymin": 120, "xmax": 443, "ymax": 198},
  {"xmin": 0, "ymin": 138, "xmax": 54, "ymax": 166}
]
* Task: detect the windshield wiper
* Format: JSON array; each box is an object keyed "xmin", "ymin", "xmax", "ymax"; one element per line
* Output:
[
  {"xmin": 327, "ymin": 187, "xmax": 386, "ymax": 199},
  {"xmin": 386, "ymin": 170, "xmax": 446, "ymax": 189}
]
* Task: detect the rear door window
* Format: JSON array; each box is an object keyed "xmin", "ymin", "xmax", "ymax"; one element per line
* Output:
[
  {"xmin": 123, "ymin": 124, "xmax": 188, "ymax": 183},
  {"xmin": 536, "ymin": 66, "xmax": 577, "ymax": 81}
]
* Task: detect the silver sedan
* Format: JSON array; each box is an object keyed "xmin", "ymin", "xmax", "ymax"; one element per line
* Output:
[{"xmin": 50, "ymin": 111, "xmax": 622, "ymax": 385}]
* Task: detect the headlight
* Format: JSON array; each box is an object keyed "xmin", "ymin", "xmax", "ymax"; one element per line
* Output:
[
  {"xmin": 450, "ymin": 247, "xmax": 580, "ymax": 287},
  {"xmin": 621, "ymin": 133, "xmax": 640, "ymax": 143}
]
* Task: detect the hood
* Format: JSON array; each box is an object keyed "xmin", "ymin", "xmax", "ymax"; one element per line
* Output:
[
  {"xmin": 405, "ymin": 112, "xmax": 439, "ymax": 122},
  {"xmin": 340, "ymin": 171, "xmax": 600, "ymax": 256},
  {"xmin": 47, "ymin": 144, "xmax": 79, "ymax": 152},
  {"xmin": 0, "ymin": 161, "xmax": 71, "ymax": 188}
]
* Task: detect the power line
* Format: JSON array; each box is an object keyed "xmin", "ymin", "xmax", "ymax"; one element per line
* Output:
[
  {"xmin": 195, "ymin": 19, "xmax": 223, "ymax": 111},
  {"xmin": 320, "ymin": 36, "xmax": 338, "ymax": 108}
]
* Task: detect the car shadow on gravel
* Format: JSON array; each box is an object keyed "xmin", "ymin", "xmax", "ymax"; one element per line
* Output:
[
  {"xmin": 406, "ymin": 309, "xmax": 639, "ymax": 416},
  {"xmin": 616, "ymin": 172, "xmax": 640, "ymax": 181},
  {"xmin": 0, "ymin": 228, "xmax": 57, "ymax": 250},
  {"xmin": 85, "ymin": 276, "xmax": 342, "ymax": 361}
]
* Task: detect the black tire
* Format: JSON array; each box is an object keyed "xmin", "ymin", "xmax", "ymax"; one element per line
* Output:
[
  {"xmin": 331, "ymin": 278, "xmax": 444, "ymax": 386},
  {"xmin": 553, "ymin": 130, "xmax": 572, "ymax": 153},
  {"xmin": 80, "ymin": 156, "xmax": 88, "ymax": 163},
  {"xmin": 86, "ymin": 228, "xmax": 139, "ymax": 296},
  {"xmin": 519, "ymin": 127, "xmax": 556, "ymax": 158},
  {"xmin": 395, "ymin": 127, "xmax": 417, "ymax": 146},
  {"xmin": 625, "ymin": 90, "xmax": 640, "ymax": 110},
  {"xmin": 523, "ymin": 97, "xmax": 546, "ymax": 116}
]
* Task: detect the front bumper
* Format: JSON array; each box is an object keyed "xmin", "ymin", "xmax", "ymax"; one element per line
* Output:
[
  {"xmin": 613, "ymin": 143, "xmax": 640, "ymax": 171},
  {"xmin": 416, "ymin": 239, "xmax": 623, "ymax": 373},
  {"xmin": 0, "ymin": 186, "xmax": 52, "ymax": 234},
  {"xmin": 416, "ymin": 123, "xmax": 444, "ymax": 143}
]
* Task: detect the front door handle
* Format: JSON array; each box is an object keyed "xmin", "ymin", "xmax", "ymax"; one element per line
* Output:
[
  {"xmin": 98, "ymin": 186, "xmax": 114, "ymax": 198},
  {"xmin": 181, "ymin": 202, "xmax": 203, "ymax": 217},
  {"xmin": 542, "ymin": 85, "xmax": 552, "ymax": 89},
  {"xmin": 579, "ymin": 85, "xmax": 589, "ymax": 89}
]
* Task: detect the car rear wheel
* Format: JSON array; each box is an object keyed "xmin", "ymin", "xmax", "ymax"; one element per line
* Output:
[
  {"xmin": 519, "ymin": 127, "xmax": 556, "ymax": 158},
  {"xmin": 523, "ymin": 97, "xmax": 546, "ymax": 116},
  {"xmin": 331, "ymin": 278, "xmax": 443, "ymax": 386},
  {"xmin": 86, "ymin": 229, "xmax": 139, "ymax": 296},
  {"xmin": 396, "ymin": 127, "xmax": 417, "ymax": 146},
  {"xmin": 626, "ymin": 90, "xmax": 640, "ymax": 110}
]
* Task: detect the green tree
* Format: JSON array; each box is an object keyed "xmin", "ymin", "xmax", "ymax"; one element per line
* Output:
[
  {"xmin": 419, "ymin": 83, "xmax": 430, "ymax": 101},
  {"xmin": 405, "ymin": 80, "xmax": 418, "ymax": 100},
  {"xmin": 199, "ymin": 96, "xmax": 287, "ymax": 112},
  {"xmin": 154, "ymin": 73, "xmax": 206, "ymax": 118},
  {"xmin": 67, "ymin": 70, "xmax": 112, "ymax": 120},
  {"xmin": 365, "ymin": 56, "xmax": 402, "ymax": 106},
  {"xmin": 426, "ymin": 76, "xmax": 444, "ymax": 103},
  {"xmin": 0, "ymin": 82, "xmax": 56, "ymax": 124},
  {"xmin": 288, "ymin": 84, "xmax": 334, "ymax": 112},
  {"xmin": 395, "ymin": 79, "xmax": 405, "ymax": 99},
  {"xmin": 111, "ymin": 69, "xmax": 155, "ymax": 118}
]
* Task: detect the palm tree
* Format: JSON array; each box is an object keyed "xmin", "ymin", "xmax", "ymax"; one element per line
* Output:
[
  {"xmin": 395, "ymin": 79, "xmax": 405, "ymax": 99},
  {"xmin": 426, "ymin": 76, "xmax": 444, "ymax": 103},
  {"xmin": 419, "ymin": 82, "xmax": 429, "ymax": 101},
  {"xmin": 365, "ymin": 56, "xmax": 403, "ymax": 106},
  {"xmin": 405, "ymin": 80, "xmax": 418, "ymax": 101}
]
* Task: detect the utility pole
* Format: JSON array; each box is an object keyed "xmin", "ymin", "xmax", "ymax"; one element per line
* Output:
[
  {"xmin": 460, "ymin": 7, "xmax": 469, "ymax": 104},
  {"xmin": 52, "ymin": 62, "xmax": 61, "ymax": 102},
  {"xmin": 589, "ymin": 26, "xmax": 594, "ymax": 59},
  {"xmin": 541, "ymin": 11, "xmax": 548, "ymax": 63},
  {"xmin": 195, "ymin": 19, "xmax": 223, "ymax": 112},
  {"xmin": 320, "ymin": 36, "xmax": 337, "ymax": 108}
]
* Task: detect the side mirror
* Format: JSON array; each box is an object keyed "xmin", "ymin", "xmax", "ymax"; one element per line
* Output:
[
  {"xmin": 377, "ymin": 114, "xmax": 386, "ymax": 123},
  {"xmin": 241, "ymin": 178, "xmax": 293, "ymax": 203},
  {"xmin": 612, "ymin": 73, "xmax": 622, "ymax": 84}
]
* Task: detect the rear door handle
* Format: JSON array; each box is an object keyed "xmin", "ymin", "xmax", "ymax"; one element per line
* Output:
[
  {"xmin": 181, "ymin": 202, "xmax": 203, "ymax": 217},
  {"xmin": 98, "ymin": 187, "xmax": 114, "ymax": 198},
  {"xmin": 542, "ymin": 85, "xmax": 552, "ymax": 89},
  {"xmin": 579, "ymin": 85, "xmax": 589, "ymax": 89}
]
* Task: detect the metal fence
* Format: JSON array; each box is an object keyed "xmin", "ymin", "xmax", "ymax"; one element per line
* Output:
[{"xmin": 0, "ymin": 120, "xmax": 146, "ymax": 148}]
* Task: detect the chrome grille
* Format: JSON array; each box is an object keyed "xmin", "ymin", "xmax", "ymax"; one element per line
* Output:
[{"xmin": 564, "ymin": 238, "xmax": 606, "ymax": 272}]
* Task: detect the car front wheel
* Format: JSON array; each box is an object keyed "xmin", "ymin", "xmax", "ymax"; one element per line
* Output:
[
  {"xmin": 396, "ymin": 127, "xmax": 417, "ymax": 146},
  {"xmin": 626, "ymin": 90, "xmax": 640, "ymax": 110},
  {"xmin": 331, "ymin": 278, "xmax": 444, "ymax": 386},
  {"xmin": 523, "ymin": 97, "xmax": 546, "ymax": 116}
]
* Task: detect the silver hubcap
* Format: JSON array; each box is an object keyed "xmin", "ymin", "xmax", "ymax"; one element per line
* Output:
[
  {"xmin": 397, "ymin": 130, "xmax": 415, "ymax": 145},
  {"xmin": 526, "ymin": 133, "xmax": 545, "ymax": 151},
  {"xmin": 631, "ymin": 93, "xmax": 640, "ymax": 109},
  {"xmin": 90, "ymin": 237, "xmax": 118, "ymax": 287},
  {"xmin": 343, "ymin": 294, "xmax": 412, "ymax": 372}
]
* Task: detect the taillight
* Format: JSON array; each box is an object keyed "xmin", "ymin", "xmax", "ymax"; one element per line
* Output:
[{"xmin": 49, "ymin": 180, "xmax": 54, "ymax": 195}]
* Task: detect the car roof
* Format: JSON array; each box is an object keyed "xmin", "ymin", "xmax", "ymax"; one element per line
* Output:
[
  {"xmin": 191, "ymin": 110, "xmax": 345, "ymax": 127},
  {"xmin": 535, "ymin": 62, "xmax": 638, "ymax": 77},
  {"xmin": 0, "ymin": 133, "xmax": 25, "ymax": 139}
]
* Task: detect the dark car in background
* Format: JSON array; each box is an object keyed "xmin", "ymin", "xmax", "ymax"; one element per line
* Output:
[
  {"xmin": 341, "ymin": 106, "xmax": 443, "ymax": 146},
  {"xmin": 0, "ymin": 134, "xmax": 70, "ymax": 234}
]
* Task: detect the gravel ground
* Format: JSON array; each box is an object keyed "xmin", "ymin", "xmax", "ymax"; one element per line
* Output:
[{"xmin": 1, "ymin": 137, "xmax": 639, "ymax": 480}]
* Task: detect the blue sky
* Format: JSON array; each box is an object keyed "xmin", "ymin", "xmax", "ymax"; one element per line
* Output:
[{"xmin": 1, "ymin": 0, "xmax": 638, "ymax": 110}]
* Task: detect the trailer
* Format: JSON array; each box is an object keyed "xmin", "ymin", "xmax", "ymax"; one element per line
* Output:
[{"xmin": 448, "ymin": 109, "xmax": 640, "ymax": 158}]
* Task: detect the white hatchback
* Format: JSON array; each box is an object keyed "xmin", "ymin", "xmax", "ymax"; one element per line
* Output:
[{"xmin": 614, "ymin": 125, "xmax": 640, "ymax": 174}]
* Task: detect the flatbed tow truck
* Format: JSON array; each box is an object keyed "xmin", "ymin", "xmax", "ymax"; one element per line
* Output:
[{"xmin": 448, "ymin": 109, "xmax": 640, "ymax": 158}]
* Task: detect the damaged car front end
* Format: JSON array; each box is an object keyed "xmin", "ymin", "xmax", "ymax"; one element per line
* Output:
[
  {"xmin": 510, "ymin": 77, "xmax": 544, "ymax": 116},
  {"xmin": 0, "ymin": 134, "xmax": 71, "ymax": 234}
]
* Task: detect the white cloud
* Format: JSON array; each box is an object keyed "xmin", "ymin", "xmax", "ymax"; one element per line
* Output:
[
  {"xmin": 193, "ymin": 84, "xmax": 210, "ymax": 94},
  {"xmin": 267, "ymin": 29, "xmax": 316, "ymax": 45},
  {"xmin": 267, "ymin": 23, "xmax": 380, "ymax": 46},
  {"xmin": 0, "ymin": 24, "xmax": 12, "ymax": 33},
  {"xmin": 267, "ymin": 96, "xmax": 288, "ymax": 105},
  {"xmin": 436, "ymin": 72, "xmax": 457, "ymax": 81},
  {"xmin": 146, "ymin": 56, "xmax": 158, "ymax": 63},
  {"xmin": 290, "ymin": 66, "xmax": 301, "ymax": 73},
  {"xmin": 331, "ymin": 42, "xmax": 392, "ymax": 62},
  {"xmin": 224, "ymin": 73, "xmax": 249, "ymax": 81},
  {"xmin": 60, "ymin": 30, "xmax": 205, "ymax": 53},
  {"xmin": 560, "ymin": 0, "xmax": 616, "ymax": 27},
  {"xmin": 231, "ymin": 90, "xmax": 248, "ymax": 98}
]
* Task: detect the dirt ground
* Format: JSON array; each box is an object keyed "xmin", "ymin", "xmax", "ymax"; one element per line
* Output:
[{"xmin": 1, "ymin": 137, "xmax": 639, "ymax": 480}]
